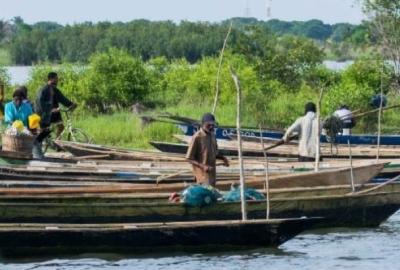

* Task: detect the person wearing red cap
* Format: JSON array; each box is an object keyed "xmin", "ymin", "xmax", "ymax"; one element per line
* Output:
[{"xmin": 186, "ymin": 113, "xmax": 229, "ymax": 187}]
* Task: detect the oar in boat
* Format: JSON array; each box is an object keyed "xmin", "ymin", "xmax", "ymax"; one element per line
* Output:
[
  {"xmin": 156, "ymin": 162, "xmax": 231, "ymax": 185},
  {"xmin": 263, "ymin": 134, "xmax": 298, "ymax": 152}
]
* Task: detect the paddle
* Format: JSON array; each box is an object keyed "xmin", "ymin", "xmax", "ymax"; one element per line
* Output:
[
  {"xmin": 263, "ymin": 135, "xmax": 298, "ymax": 152},
  {"xmin": 156, "ymin": 162, "xmax": 230, "ymax": 185}
]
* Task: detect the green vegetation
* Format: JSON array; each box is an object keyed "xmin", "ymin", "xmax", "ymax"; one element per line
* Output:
[
  {"xmin": 0, "ymin": 17, "xmax": 371, "ymax": 65},
  {"xmin": 73, "ymin": 112, "xmax": 179, "ymax": 149},
  {"xmin": 15, "ymin": 47, "xmax": 396, "ymax": 149},
  {"xmin": 0, "ymin": 49, "xmax": 10, "ymax": 65}
]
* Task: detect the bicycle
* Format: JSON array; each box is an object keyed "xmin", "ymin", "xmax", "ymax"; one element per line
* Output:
[{"xmin": 42, "ymin": 107, "xmax": 93, "ymax": 153}]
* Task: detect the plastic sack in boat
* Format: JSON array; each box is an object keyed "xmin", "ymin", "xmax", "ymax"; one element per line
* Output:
[
  {"xmin": 223, "ymin": 186, "xmax": 265, "ymax": 202},
  {"xmin": 181, "ymin": 185, "xmax": 220, "ymax": 207}
]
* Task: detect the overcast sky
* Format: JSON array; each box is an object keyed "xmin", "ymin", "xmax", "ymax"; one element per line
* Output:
[{"xmin": 1, "ymin": 0, "xmax": 365, "ymax": 24}]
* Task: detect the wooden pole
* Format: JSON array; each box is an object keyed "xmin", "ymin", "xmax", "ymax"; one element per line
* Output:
[
  {"xmin": 231, "ymin": 68, "xmax": 247, "ymax": 221},
  {"xmin": 259, "ymin": 124, "xmax": 270, "ymax": 219},
  {"xmin": 348, "ymin": 139, "xmax": 355, "ymax": 193},
  {"xmin": 377, "ymin": 62, "xmax": 384, "ymax": 161},
  {"xmin": 212, "ymin": 21, "xmax": 233, "ymax": 115},
  {"xmin": 0, "ymin": 81, "xmax": 4, "ymax": 103},
  {"xmin": 315, "ymin": 87, "xmax": 324, "ymax": 172},
  {"xmin": 352, "ymin": 104, "xmax": 400, "ymax": 119}
]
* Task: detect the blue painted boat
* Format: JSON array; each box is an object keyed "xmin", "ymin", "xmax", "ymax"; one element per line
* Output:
[{"xmin": 178, "ymin": 124, "xmax": 400, "ymax": 146}]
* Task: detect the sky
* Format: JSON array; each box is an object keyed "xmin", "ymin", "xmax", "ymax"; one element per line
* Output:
[{"xmin": 1, "ymin": 0, "xmax": 365, "ymax": 25}]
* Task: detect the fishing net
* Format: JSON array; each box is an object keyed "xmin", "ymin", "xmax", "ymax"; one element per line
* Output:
[
  {"xmin": 181, "ymin": 185, "xmax": 221, "ymax": 207},
  {"xmin": 223, "ymin": 186, "xmax": 265, "ymax": 202}
]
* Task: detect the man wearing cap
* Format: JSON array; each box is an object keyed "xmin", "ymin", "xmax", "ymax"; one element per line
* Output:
[{"xmin": 186, "ymin": 113, "xmax": 229, "ymax": 187}]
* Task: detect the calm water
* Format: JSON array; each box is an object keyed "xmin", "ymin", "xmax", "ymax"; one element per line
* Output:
[{"xmin": 1, "ymin": 211, "xmax": 400, "ymax": 270}]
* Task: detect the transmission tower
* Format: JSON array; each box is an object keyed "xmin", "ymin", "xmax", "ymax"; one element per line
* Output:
[
  {"xmin": 244, "ymin": 0, "xmax": 251, "ymax": 17},
  {"xmin": 266, "ymin": 0, "xmax": 272, "ymax": 19}
]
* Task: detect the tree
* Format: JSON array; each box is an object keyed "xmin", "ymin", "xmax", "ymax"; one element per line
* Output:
[
  {"xmin": 80, "ymin": 48, "xmax": 150, "ymax": 112},
  {"xmin": 362, "ymin": 0, "xmax": 400, "ymax": 85}
]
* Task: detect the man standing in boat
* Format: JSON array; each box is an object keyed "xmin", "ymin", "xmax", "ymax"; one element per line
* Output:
[
  {"xmin": 334, "ymin": 105, "xmax": 355, "ymax": 135},
  {"xmin": 283, "ymin": 102, "xmax": 321, "ymax": 162},
  {"xmin": 186, "ymin": 113, "xmax": 229, "ymax": 186}
]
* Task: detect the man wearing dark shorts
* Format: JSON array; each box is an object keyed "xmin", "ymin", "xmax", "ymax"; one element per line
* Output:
[{"xmin": 33, "ymin": 72, "xmax": 76, "ymax": 159}]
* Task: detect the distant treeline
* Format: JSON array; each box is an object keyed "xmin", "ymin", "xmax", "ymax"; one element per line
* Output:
[{"xmin": 0, "ymin": 17, "xmax": 370, "ymax": 65}]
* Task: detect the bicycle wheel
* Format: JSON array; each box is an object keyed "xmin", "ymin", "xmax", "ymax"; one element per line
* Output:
[{"xmin": 67, "ymin": 128, "xmax": 93, "ymax": 144}]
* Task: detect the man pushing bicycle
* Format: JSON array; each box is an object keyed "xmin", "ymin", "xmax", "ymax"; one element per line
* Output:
[{"xmin": 33, "ymin": 72, "xmax": 77, "ymax": 159}]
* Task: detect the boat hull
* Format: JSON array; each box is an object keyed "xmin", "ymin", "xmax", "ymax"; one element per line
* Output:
[
  {"xmin": 0, "ymin": 189, "xmax": 397, "ymax": 228},
  {"xmin": 0, "ymin": 218, "xmax": 320, "ymax": 257}
]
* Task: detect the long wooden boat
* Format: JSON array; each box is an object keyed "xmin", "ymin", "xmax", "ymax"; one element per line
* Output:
[
  {"xmin": 0, "ymin": 184, "xmax": 396, "ymax": 228},
  {"xmin": 0, "ymin": 182, "xmax": 395, "ymax": 204},
  {"xmin": 178, "ymin": 122, "xmax": 400, "ymax": 145},
  {"xmin": 0, "ymin": 218, "xmax": 321, "ymax": 257},
  {"xmin": 54, "ymin": 140, "xmax": 186, "ymax": 161},
  {"xmin": 0, "ymin": 162, "xmax": 385, "ymax": 191},
  {"xmin": 174, "ymin": 135, "xmax": 400, "ymax": 159},
  {"xmin": 0, "ymin": 160, "xmax": 383, "ymax": 184},
  {"xmin": 1, "ymin": 153, "xmax": 398, "ymax": 179}
]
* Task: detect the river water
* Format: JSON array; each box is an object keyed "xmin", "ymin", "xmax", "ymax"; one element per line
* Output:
[{"xmin": 1, "ymin": 211, "xmax": 399, "ymax": 270}]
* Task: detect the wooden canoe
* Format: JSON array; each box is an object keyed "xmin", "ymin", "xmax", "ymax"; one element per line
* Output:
[
  {"xmin": 0, "ymin": 162, "xmax": 386, "ymax": 193},
  {"xmin": 4, "ymin": 157, "xmax": 400, "ymax": 180},
  {"xmin": 0, "ymin": 182, "xmax": 395, "ymax": 204},
  {"xmin": 164, "ymin": 135, "xmax": 400, "ymax": 159},
  {"xmin": 0, "ymin": 217, "xmax": 322, "ymax": 257},
  {"xmin": 54, "ymin": 140, "xmax": 186, "ymax": 161},
  {"xmin": 177, "ymin": 120, "xmax": 400, "ymax": 145},
  {"xmin": 0, "ymin": 184, "xmax": 396, "ymax": 228}
]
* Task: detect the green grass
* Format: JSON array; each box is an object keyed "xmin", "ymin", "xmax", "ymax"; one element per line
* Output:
[
  {"xmin": 73, "ymin": 111, "xmax": 180, "ymax": 149},
  {"xmin": 0, "ymin": 49, "xmax": 11, "ymax": 66},
  {"xmin": 71, "ymin": 104, "xmax": 254, "ymax": 150},
  {"xmin": 71, "ymin": 98, "xmax": 400, "ymax": 151}
]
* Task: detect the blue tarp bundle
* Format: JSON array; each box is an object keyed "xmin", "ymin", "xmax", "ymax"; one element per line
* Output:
[
  {"xmin": 181, "ymin": 185, "xmax": 221, "ymax": 207},
  {"xmin": 223, "ymin": 187, "xmax": 265, "ymax": 202}
]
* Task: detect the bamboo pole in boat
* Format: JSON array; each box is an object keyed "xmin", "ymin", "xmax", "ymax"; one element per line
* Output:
[
  {"xmin": 352, "ymin": 104, "xmax": 400, "ymax": 119},
  {"xmin": 212, "ymin": 21, "xmax": 233, "ymax": 115},
  {"xmin": 377, "ymin": 62, "xmax": 384, "ymax": 161},
  {"xmin": 231, "ymin": 68, "xmax": 247, "ymax": 220},
  {"xmin": 259, "ymin": 124, "xmax": 270, "ymax": 219},
  {"xmin": 348, "ymin": 139, "xmax": 355, "ymax": 193},
  {"xmin": 349, "ymin": 174, "xmax": 400, "ymax": 196},
  {"xmin": 315, "ymin": 87, "xmax": 324, "ymax": 172}
]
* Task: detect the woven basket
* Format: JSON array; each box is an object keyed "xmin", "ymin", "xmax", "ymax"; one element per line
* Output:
[{"xmin": 2, "ymin": 134, "xmax": 35, "ymax": 154}]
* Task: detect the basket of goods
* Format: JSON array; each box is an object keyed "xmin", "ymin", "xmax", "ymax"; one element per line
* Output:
[{"xmin": 2, "ymin": 120, "xmax": 35, "ymax": 154}]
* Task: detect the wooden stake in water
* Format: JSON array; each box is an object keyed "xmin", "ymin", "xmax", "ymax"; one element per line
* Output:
[
  {"xmin": 231, "ymin": 68, "xmax": 247, "ymax": 221},
  {"xmin": 348, "ymin": 139, "xmax": 355, "ymax": 193},
  {"xmin": 259, "ymin": 124, "xmax": 270, "ymax": 220},
  {"xmin": 212, "ymin": 21, "xmax": 233, "ymax": 115}
]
